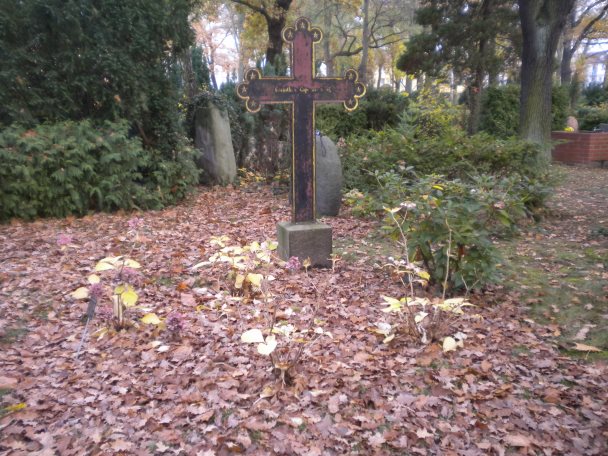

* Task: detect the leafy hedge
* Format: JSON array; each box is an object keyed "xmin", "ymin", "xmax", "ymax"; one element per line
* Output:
[
  {"xmin": 0, "ymin": 120, "xmax": 199, "ymax": 221},
  {"xmin": 480, "ymin": 84, "xmax": 570, "ymax": 137},
  {"xmin": 316, "ymin": 87, "xmax": 409, "ymax": 139},
  {"xmin": 577, "ymin": 104, "xmax": 608, "ymax": 131}
]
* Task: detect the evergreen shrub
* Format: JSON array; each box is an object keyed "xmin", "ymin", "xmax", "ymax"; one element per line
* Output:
[
  {"xmin": 0, "ymin": 120, "xmax": 198, "ymax": 221},
  {"xmin": 316, "ymin": 88, "xmax": 409, "ymax": 139},
  {"xmin": 577, "ymin": 104, "xmax": 608, "ymax": 131},
  {"xmin": 479, "ymin": 84, "xmax": 571, "ymax": 137}
]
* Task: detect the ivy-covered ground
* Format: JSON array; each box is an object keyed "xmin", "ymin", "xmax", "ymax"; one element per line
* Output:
[{"xmin": 0, "ymin": 166, "xmax": 606, "ymax": 455}]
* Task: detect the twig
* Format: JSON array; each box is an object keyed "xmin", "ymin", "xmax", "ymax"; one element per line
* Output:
[{"xmin": 442, "ymin": 219, "xmax": 452, "ymax": 301}]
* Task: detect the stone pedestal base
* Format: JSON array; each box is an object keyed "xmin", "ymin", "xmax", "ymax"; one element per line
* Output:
[{"xmin": 277, "ymin": 222, "xmax": 332, "ymax": 268}]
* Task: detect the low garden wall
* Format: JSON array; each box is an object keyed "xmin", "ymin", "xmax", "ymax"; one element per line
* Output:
[{"xmin": 551, "ymin": 131, "xmax": 608, "ymax": 166}]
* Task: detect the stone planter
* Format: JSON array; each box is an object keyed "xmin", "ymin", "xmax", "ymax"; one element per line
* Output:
[{"xmin": 551, "ymin": 131, "xmax": 608, "ymax": 167}]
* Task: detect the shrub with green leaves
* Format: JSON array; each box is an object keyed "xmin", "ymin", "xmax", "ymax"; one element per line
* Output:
[
  {"xmin": 582, "ymin": 83, "xmax": 608, "ymax": 107},
  {"xmin": 316, "ymin": 87, "xmax": 409, "ymax": 140},
  {"xmin": 577, "ymin": 103, "xmax": 608, "ymax": 131},
  {"xmin": 377, "ymin": 173, "xmax": 527, "ymax": 292},
  {"xmin": 0, "ymin": 120, "xmax": 199, "ymax": 221},
  {"xmin": 479, "ymin": 84, "xmax": 570, "ymax": 137},
  {"xmin": 340, "ymin": 124, "xmax": 550, "ymax": 214}
]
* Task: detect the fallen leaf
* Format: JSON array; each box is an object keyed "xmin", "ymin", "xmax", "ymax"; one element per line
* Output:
[
  {"xmin": 443, "ymin": 336, "xmax": 457, "ymax": 353},
  {"xmin": 70, "ymin": 287, "xmax": 89, "ymax": 300},
  {"xmin": 141, "ymin": 313, "xmax": 161, "ymax": 325},
  {"xmin": 241, "ymin": 328, "xmax": 265, "ymax": 343},
  {"xmin": 0, "ymin": 376, "xmax": 18, "ymax": 389},
  {"xmin": 572, "ymin": 343, "xmax": 601, "ymax": 352},
  {"xmin": 504, "ymin": 434, "xmax": 531, "ymax": 447}
]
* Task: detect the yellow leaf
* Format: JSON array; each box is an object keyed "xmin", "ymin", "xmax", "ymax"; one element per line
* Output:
[
  {"xmin": 234, "ymin": 274, "xmax": 245, "ymax": 289},
  {"xmin": 417, "ymin": 271, "xmax": 431, "ymax": 281},
  {"xmin": 443, "ymin": 336, "xmax": 457, "ymax": 353},
  {"xmin": 303, "ymin": 258, "xmax": 312, "ymax": 269},
  {"xmin": 95, "ymin": 260, "xmax": 116, "ymax": 272},
  {"xmin": 87, "ymin": 274, "xmax": 101, "ymax": 284},
  {"xmin": 5, "ymin": 402, "xmax": 26, "ymax": 413},
  {"xmin": 246, "ymin": 273, "xmax": 263, "ymax": 288},
  {"xmin": 241, "ymin": 328, "xmax": 265, "ymax": 344},
  {"xmin": 432, "ymin": 185, "xmax": 444, "ymax": 190},
  {"xmin": 123, "ymin": 258, "xmax": 141, "ymax": 269},
  {"xmin": 262, "ymin": 240, "xmax": 278, "ymax": 251},
  {"xmin": 383, "ymin": 206, "xmax": 401, "ymax": 214},
  {"xmin": 572, "ymin": 343, "xmax": 601, "ymax": 352},
  {"xmin": 121, "ymin": 289, "xmax": 138, "ymax": 307},
  {"xmin": 257, "ymin": 335, "xmax": 277, "ymax": 355},
  {"xmin": 114, "ymin": 284, "xmax": 125, "ymax": 295},
  {"xmin": 141, "ymin": 313, "xmax": 161, "ymax": 325},
  {"xmin": 382, "ymin": 296, "xmax": 400, "ymax": 305},
  {"xmin": 381, "ymin": 296, "xmax": 405, "ymax": 313},
  {"xmin": 249, "ymin": 241, "xmax": 261, "ymax": 252},
  {"xmin": 71, "ymin": 287, "xmax": 89, "ymax": 300}
]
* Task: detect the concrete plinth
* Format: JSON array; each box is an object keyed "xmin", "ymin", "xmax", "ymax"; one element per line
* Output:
[{"xmin": 277, "ymin": 222, "xmax": 332, "ymax": 268}]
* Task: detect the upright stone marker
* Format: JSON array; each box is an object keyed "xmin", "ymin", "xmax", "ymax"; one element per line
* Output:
[{"xmin": 237, "ymin": 17, "xmax": 366, "ymax": 266}]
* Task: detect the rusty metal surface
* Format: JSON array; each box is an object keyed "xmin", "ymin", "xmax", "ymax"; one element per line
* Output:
[{"xmin": 237, "ymin": 17, "xmax": 366, "ymax": 223}]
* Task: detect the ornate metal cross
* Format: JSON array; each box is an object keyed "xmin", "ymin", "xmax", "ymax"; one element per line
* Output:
[{"xmin": 237, "ymin": 17, "xmax": 366, "ymax": 223}]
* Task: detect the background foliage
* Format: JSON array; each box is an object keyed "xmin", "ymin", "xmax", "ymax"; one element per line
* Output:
[
  {"xmin": 0, "ymin": 121, "xmax": 198, "ymax": 221},
  {"xmin": 0, "ymin": 0, "xmax": 199, "ymax": 220}
]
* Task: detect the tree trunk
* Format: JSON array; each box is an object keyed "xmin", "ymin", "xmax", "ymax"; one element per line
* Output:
[
  {"xmin": 358, "ymin": 0, "xmax": 370, "ymax": 81},
  {"xmin": 264, "ymin": 0, "xmax": 292, "ymax": 71},
  {"xmin": 323, "ymin": 1, "xmax": 334, "ymax": 76},
  {"xmin": 604, "ymin": 54, "xmax": 608, "ymax": 89},
  {"xmin": 561, "ymin": 41, "xmax": 575, "ymax": 86},
  {"xmin": 518, "ymin": 0, "xmax": 575, "ymax": 150},
  {"xmin": 377, "ymin": 64, "xmax": 383, "ymax": 88},
  {"xmin": 468, "ymin": 0, "xmax": 492, "ymax": 135}
]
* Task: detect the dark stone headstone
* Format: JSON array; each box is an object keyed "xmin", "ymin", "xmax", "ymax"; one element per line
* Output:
[
  {"xmin": 315, "ymin": 134, "xmax": 342, "ymax": 217},
  {"xmin": 597, "ymin": 123, "xmax": 608, "ymax": 132},
  {"xmin": 194, "ymin": 103, "xmax": 237, "ymax": 185}
]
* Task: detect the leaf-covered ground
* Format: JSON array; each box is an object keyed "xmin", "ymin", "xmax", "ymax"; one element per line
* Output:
[{"xmin": 1, "ymin": 166, "xmax": 607, "ymax": 455}]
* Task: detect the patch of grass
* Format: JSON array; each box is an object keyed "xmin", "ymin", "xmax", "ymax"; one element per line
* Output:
[
  {"xmin": 334, "ymin": 229, "xmax": 396, "ymax": 265},
  {"xmin": 0, "ymin": 325, "xmax": 28, "ymax": 345},
  {"xmin": 501, "ymin": 234, "xmax": 608, "ymax": 354}
]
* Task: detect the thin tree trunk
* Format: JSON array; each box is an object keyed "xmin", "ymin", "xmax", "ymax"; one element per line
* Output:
[
  {"xmin": 358, "ymin": 0, "xmax": 370, "ymax": 81},
  {"xmin": 518, "ymin": 0, "xmax": 575, "ymax": 151},
  {"xmin": 468, "ymin": 0, "xmax": 492, "ymax": 135},
  {"xmin": 323, "ymin": 1, "xmax": 334, "ymax": 76},
  {"xmin": 604, "ymin": 54, "xmax": 608, "ymax": 89},
  {"xmin": 561, "ymin": 42, "xmax": 575, "ymax": 86},
  {"xmin": 377, "ymin": 65, "xmax": 383, "ymax": 88}
]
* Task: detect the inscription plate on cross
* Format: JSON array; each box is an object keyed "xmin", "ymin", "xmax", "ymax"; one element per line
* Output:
[{"xmin": 237, "ymin": 17, "xmax": 366, "ymax": 223}]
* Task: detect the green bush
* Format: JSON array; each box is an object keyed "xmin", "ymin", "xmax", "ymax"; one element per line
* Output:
[
  {"xmin": 375, "ymin": 173, "xmax": 526, "ymax": 291},
  {"xmin": 316, "ymin": 87, "xmax": 409, "ymax": 140},
  {"xmin": 582, "ymin": 83, "xmax": 608, "ymax": 106},
  {"xmin": 0, "ymin": 120, "xmax": 199, "ymax": 221},
  {"xmin": 479, "ymin": 84, "xmax": 571, "ymax": 137},
  {"xmin": 0, "ymin": 0, "xmax": 192, "ymax": 160},
  {"xmin": 341, "ymin": 126, "xmax": 548, "ymax": 208},
  {"xmin": 480, "ymin": 85, "xmax": 520, "ymax": 138},
  {"xmin": 577, "ymin": 104, "xmax": 608, "ymax": 131}
]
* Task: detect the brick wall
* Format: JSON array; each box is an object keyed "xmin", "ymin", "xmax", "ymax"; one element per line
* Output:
[{"xmin": 551, "ymin": 131, "xmax": 608, "ymax": 164}]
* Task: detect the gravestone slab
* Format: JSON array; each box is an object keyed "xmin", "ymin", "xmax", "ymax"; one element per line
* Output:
[
  {"xmin": 194, "ymin": 103, "xmax": 237, "ymax": 185},
  {"xmin": 315, "ymin": 133, "xmax": 342, "ymax": 217}
]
